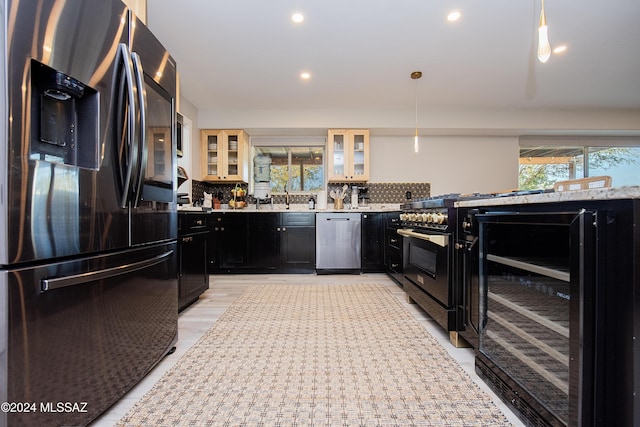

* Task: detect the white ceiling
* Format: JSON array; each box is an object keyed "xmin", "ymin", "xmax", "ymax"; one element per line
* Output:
[{"xmin": 146, "ymin": 1, "xmax": 640, "ymax": 127}]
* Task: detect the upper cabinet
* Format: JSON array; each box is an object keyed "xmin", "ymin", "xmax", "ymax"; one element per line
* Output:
[
  {"xmin": 327, "ymin": 129, "xmax": 370, "ymax": 182},
  {"xmin": 201, "ymin": 129, "xmax": 249, "ymax": 182}
]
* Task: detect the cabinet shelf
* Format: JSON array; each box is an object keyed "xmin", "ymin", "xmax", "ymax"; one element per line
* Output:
[{"xmin": 487, "ymin": 254, "xmax": 570, "ymax": 282}]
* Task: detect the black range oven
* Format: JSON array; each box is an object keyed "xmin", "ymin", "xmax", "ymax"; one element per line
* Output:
[{"xmin": 399, "ymin": 196, "xmax": 462, "ymax": 342}]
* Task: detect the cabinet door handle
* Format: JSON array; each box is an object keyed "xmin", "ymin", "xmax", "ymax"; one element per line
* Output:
[
  {"xmin": 276, "ymin": 227, "xmax": 280, "ymax": 231},
  {"xmin": 282, "ymin": 227, "xmax": 286, "ymax": 232}
]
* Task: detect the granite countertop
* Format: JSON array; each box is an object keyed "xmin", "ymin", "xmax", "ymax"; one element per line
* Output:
[
  {"xmin": 456, "ymin": 186, "xmax": 640, "ymax": 208},
  {"xmin": 178, "ymin": 203, "xmax": 401, "ymax": 213}
]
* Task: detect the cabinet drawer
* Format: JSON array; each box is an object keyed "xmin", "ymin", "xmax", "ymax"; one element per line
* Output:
[
  {"xmin": 385, "ymin": 213, "xmax": 401, "ymax": 228},
  {"xmin": 179, "ymin": 213, "xmax": 208, "ymax": 234},
  {"xmin": 386, "ymin": 251, "xmax": 402, "ymax": 273},
  {"xmin": 282, "ymin": 212, "xmax": 315, "ymax": 226},
  {"xmin": 187, "ymin": 215, "xmax": 207, "ymax": 229},
  {"xmin": 386, "ymin": 230, "xmax": 402, "ymax": 250}
]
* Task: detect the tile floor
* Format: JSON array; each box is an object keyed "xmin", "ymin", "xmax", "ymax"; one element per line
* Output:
[{"xmin": 91, "ymin": 274, "xmax": 524, "ymax": 426}]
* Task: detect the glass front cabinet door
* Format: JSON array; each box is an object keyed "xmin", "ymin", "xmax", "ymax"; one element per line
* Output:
[
  {"xmin": 327, "ymin": 129, "xmax": 369, "ymax": 182},
  {"xmin": 201, "ymin": 129, "xmax": 249, "ymax": 182}
]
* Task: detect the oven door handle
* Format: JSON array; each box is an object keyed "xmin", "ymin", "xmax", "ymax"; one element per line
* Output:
[{"xmin": 397, "ymin": 229, "xmax": 448, "ymax": 247}]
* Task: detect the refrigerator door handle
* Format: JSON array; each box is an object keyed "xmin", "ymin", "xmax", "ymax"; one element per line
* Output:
[
  {"xmin": 40, "ymin": 250, "xmax": 173, "ymax": 292},
  {"xmin": 130, "ymin": 51, "xmax": 147, "ymax": 208},
  {"xmin": 116, "ymin": 43, "xmax": 140, "ymax": 209}
]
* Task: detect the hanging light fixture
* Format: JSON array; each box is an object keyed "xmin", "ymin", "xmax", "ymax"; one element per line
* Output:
[
  {"xmin": 537, "ymin": 0, "xmax": 551, "ymax": 63},
  {"xmin": 411, "ymin": 71, "xmax": 422, "ymax": 153}
]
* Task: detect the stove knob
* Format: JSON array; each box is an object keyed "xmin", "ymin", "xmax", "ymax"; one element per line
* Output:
[
  {"xmin": 442, "ymin": 213, "xmax": 448, "ymax": 224},
  {"xmin": 423, "ymin": 213, "xmax": 431, "ymax": 223},
  {"xmin": 419, "ymin": 213, "xmax": 428, "ymax": 222},
  {"xmin": 408, "ymin": 213, "xmax": 416, "ymax": 221},
  {"xmin": 435, "ymin": 213, "xmax": 445, "ymax": 224},
  {"xmin": 400, "ymin": 213, "xmax": 407, "ymax": 221}
]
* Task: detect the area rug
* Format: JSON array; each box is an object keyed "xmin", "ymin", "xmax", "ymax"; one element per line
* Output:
[{"xmin": 117, "ymin": 283, "xmax": 511, "ymax": 426}]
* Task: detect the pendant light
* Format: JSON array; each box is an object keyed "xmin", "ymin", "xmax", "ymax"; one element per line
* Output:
[
  {"xmin": 537, "ymin": 0, "xmax": 551, "ymax": 63},
  {"xmin": 411, "ymin": 71, "xmax": 422, "ymax": 153}
]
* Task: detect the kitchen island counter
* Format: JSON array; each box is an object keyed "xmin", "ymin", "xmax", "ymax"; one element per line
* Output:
[{"xmin": 456, "ymin": 185, "xmax": 640, "ymax": 208}]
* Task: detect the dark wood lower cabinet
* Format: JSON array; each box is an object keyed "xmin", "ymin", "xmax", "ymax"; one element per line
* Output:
[
  {"xmin": 248, "ymin": 212, "xmax": 316, "ymax": 273},
  {"xmin": 207, "ymin": 211, "xmax": 395, "ymax": 275},
  {"xmin": 361, "ymin": 212, "xmax": 385, "ymax": 272},
  {"xmin": 384, "ymin": 211, "xmax": 403, "ymax": 285},
  {"xmin": 208, "ymin": 212, "xmax": 249, "ymax": 273},
  {"xmin": 249, "ymin": 213, "xmax": 280, "ymax": 270},
  {"xmin": 178, "ymin": 213, "xmax": 210, "ymax": 310}
]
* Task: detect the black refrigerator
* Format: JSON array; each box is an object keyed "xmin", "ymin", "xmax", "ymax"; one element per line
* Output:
[{"xmin": 0, "ymin": 1, "xmax": 178, "ymax": 425}]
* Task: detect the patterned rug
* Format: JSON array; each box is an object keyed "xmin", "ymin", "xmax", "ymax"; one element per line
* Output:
[{"xmin": 117, "ymin": 283, "xmax": 511, "ymax": 426}]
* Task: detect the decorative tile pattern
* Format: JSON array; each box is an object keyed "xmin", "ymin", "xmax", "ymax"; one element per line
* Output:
[
  {"xmin": 360, "ymin": 182, "xmax": 431, "ymax": 204},
  {"xmin": 193, "ymin": 181, "xmax": 430, "ymax": 206},
  {"xmin": 118, "ymin": 283, "xmax": 511, "ymax": 426}
]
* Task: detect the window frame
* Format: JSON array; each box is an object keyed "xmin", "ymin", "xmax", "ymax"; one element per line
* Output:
[
  {"xmin": 519, "ymin": 137, "xmax": 640, "ymax": 190},
  {"xmin": 251, "ymin": 137, "xmax": 326, "ymax": 195}
]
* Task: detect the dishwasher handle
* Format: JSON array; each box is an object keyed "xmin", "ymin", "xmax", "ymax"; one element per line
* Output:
[{"xmin": 325, "ymin": 217, "xmax": 351, "ymax": 221}]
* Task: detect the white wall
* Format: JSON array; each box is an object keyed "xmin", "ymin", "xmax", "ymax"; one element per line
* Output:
[
  {"xmin": 187, "ymin": 105, "xmax": 638, "ymax": 196},
  {"xmin": 369, "ymin": 136, "xmax": 519, "ymax": 195}
]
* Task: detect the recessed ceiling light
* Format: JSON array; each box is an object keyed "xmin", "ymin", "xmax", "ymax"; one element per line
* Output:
[
  {"xmin": 300, "ymin": 72, "xmax": 311, "ymax": 80},
  {"xmin": 291, "ymin": 12, "xmax": 304, "ymax": 23},
  {"xmin": 447, "ymin": 10, "xmax": 461, "ymax": 22},
  {"xmin": 553, "ymin": 45, "xmax": 568, "ymax": 54}
]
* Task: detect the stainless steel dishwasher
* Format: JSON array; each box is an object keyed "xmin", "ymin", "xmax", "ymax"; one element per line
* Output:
[{"xmin": 316, "ymin": 212, "xmax": 361, "ymax": 273}]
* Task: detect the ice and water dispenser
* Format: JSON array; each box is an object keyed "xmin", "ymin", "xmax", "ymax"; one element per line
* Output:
[{"xmin": 30, "ymin": 60, "xmax": 99, "ymax": 169}]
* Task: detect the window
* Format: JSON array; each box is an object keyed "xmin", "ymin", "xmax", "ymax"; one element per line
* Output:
[
  {"xmin": 252, "ymin": 145, "xmax": 324, "ymax": 193},
  {"xmin": 519, "ymin": 142, "xmax": 640, "ymax": 190},
  {"xmin": 587, "ymin": 146, "xmax": 640, "ymax": 186}
]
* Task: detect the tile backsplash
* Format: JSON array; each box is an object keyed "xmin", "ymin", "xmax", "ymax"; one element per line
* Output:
[
  {"xmin": 191, "ymin": 181, "xmax": 430, "ymax": 206},
  {"xmin": 327, "ymin": 182, "xmax": 430, "ymax": 205}
]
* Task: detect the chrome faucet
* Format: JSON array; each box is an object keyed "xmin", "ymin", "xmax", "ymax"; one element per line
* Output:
[{"xmin": 285, "ymin": 185, "xmax": 290, "ymax": 209}]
